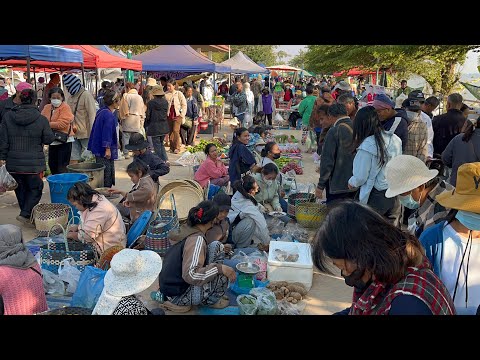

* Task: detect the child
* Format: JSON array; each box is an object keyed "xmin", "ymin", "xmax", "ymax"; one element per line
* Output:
[
  {"xmin": 253, "ymin": 111, "xmax": 265, "ymax": 126},
  {"xmin": 110, "ymin": 161, "xmax": 158, "ymax": 223},
  {"xmin": 125, "ymin": 133, "xmax": 170, "ymax": 182}
]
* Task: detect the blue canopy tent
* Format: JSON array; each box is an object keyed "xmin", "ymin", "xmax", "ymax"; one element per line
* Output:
[
  {"xmin": 0, "ymin": 44, "xmax": 84, "ymax": 83},
  {"xmin": 92, "ymin": 45, "xmax": 126, "ymax": 58},
  {"xmin": 133, "ymin": 45, "xmax": 231, "ymax": 73}
]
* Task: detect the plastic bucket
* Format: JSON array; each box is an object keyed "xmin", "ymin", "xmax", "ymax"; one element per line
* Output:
[
  {"xmin": 67, "ymin": 162, "xmax": 105, "ymax": 189},
  {"xmin": 47, "ymin": 173, "xmax": 89, "ymax": 224}
]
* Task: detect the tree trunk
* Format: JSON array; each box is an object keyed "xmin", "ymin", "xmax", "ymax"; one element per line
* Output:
[{"xmin": 439, "ymin": 61, "xmax": 460, "ymax": 112}]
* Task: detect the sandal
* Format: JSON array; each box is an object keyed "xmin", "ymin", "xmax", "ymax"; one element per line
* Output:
[
  {"xmin": 158, "ymin": 300, "xmax": 192, "ymax": 313},
  {"xmin": 208, "ymin": 297, "xmax": 229, "ymax": 309}
]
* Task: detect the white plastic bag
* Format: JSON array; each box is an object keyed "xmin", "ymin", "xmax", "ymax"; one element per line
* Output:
[
  {"xmin": 57, "ymin": 257, "xmax": 81, "ymax": 294},
  {"xmin": 42, "ymin": 269, "xmax": 66, "ymax": 296},
  {"xmin": 81, "ymin": 149, "xmax": 95, "ymax": 162},
  {"xmin": 0, "ymin": 165, "xmax": 17, "ymax": 193}
]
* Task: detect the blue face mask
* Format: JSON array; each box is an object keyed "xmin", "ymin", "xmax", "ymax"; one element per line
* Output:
[
  {"xmin": 455, "ymin": 210, "xmax": 480, "ymax": 231},
  {"xmin": 399, "ymin": 193, "xmax": 420, "ymax": 209}
]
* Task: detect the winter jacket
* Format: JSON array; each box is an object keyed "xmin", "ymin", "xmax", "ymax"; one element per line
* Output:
[
  {"xmin": 252, "ymin": 173, "xmax": 281, "ymax": 210},
  {"xmin": 442, "ymin": 130, "xmax": 480, "ymax": 186},
  {"xmin": 125, "ymin": 175, "xmax": 158, "ymax": 222},
  {"xmin": 186, "ymin": 96, "xmax": 199, "ymax": 120},
  {"xmin": 66, "ymin": 89, "xmax": 97, "ymax": 139},
  {"xmin": 165, "ymin": 90, "xmax": 187, "ymax": 122},
  {"xmin": 227, "ymin": 191, "xmax": 271, "ymax": 245},
  {"xmin": 145, "ymin": 96, "xmax": 169, "ymax": 136},
  {"xmin": 348, "ymin": 132, "xmax": 402, "ymax": 204},
  {"xmin": 0, "ymin": 96, "xmax": 18, "ymax": 124},
  {"xmin": 41, "ymin": 102, "xmax": 75, "ymax": 137},
  {"xmin": 118, "ymin": 89, "xmax": 145, "ymax": 133},
  {"xmin": 87, "ymin": 107, "xmax": 119, "ymax": 160},
  {"xmin": 317, "ymin": 117, "xmax": 356, "ymax": 194},
  {"xmin": 382, "ymin": 112, "xmax": 408, "ymax": 152},
  {"xmin": 432, "ymin": 109, "xmax": 466, "ymax": 155},
  {"xmin": 133, "ymin": 150, "xmax": 170, "ymax": 182},
  {"xmin": 0, "ymin": 104, "xmax": 54, "ymax": 173},
  {"xmin": 231, "ymin": 91, "xmax": 247, "ymax": 115}
]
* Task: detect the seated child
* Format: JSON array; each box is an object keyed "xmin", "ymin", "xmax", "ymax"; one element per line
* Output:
[
  {"xmin": 125, "ymin": 133, "xmax": 170, "ymax": 183},
  {"xmin": 110, "ymin": 161, "xmax": 157, "ymax": 223}
]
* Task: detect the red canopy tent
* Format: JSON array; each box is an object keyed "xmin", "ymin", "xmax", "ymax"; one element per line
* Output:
[{"xmin": 61, "ymin": 45, "xmax": 142, "ymax": 71}]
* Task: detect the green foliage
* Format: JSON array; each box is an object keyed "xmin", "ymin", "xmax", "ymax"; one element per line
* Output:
[
  {"xmin": 289, "ymin": 49, "xmax": 308, "ymax": 69},
  {"xmin": 304, "ymin": 45, "xmax": 479, "ymax": 96},
  {"xmin": 109, "ymin": 45, "xmax": 157, "ymax": 56},
  {"xmin": 230, "ymin": 45, "xmax": 278, "ymax": 66}
]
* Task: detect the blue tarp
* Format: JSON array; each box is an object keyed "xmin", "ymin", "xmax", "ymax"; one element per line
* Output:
[
  {"xmin": 134, "ymin": 45, "xmax": 231, "ymax": 73},
  {"xmin": 0, "ymin": 45, "xmax": 83, "ymax": 63}
]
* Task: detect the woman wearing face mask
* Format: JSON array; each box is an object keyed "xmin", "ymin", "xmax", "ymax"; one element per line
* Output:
[
  {"xmin": 194, "ymin": 143, "xmax": 229, "ymax": 188},
  {"xmin": 87, "ymin": 90, "xmax": 121, "ymax": 188},
  {"xmin": 260, "ymin": 142, "xmax": 281, "ymax": 168},
  {"xmin": 385, "ymin": 155, "xmax": 453, "ymax": 237},
  {"xmin": 419, "ymin": 162, "xmax": 480, "ymax": 315},
  {"xmin": 152, "ymin": 201, "xmax": 237, "ymax": 313},
  {"xmin": 252, "ymin": 163, "xmax": 286, "ymax": 213},
  {"xmin": 313, "ymin": 199, "xmax": 456, "ymax": 315},
  {"xmin": 227, "ymin": 175, "xmax": 271, "ymax": 250},
  {"xmin": 41, "ymin": 87, "xmax": 75, "ymax": 174}
]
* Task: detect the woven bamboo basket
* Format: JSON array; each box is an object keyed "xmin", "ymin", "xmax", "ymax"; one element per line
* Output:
[
  {"xmin": 31, "ymin": 203, "xmax": 71, "ymax": 237},
  {"xmin": 295, "ymin": 202, "xmax": 328, "ymax": 228}
]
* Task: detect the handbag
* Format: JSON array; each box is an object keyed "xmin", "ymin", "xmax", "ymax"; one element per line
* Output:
[
  {"xmin": 182, "ymin": 116, "xmax": 193, "ymax": 129},
  {"xmin": 50, "ymin": 107, "xmax": 72, "ymax": 143}
]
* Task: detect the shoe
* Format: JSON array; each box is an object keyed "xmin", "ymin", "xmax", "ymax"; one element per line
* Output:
[
  {"xmin": 208, "ymin": 297, "xmax": 229, "ymax": 309},
  {"xmin": 158, "ymin": 300, "xmax": 192, "ymax": 313},
  {"xmin": 16, "ymin": 215, "xmax": 35, "ymax": 228}
]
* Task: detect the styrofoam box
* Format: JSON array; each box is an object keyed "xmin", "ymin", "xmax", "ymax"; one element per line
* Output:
[{"xmin": 267, "ymin": 241, "xmax": 313, "ymax": 291}]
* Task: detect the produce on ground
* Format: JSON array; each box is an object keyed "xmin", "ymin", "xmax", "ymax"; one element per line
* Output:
[
  {"xmin": 266, "ymin": 281, "xmax": 308, "ymax": 304},
  {"xmin": 186, "ymin": 138, "xmax": 226, "ymax": 154},
  {"xmin": 281, "ymin": 161, "xmax": 303, "ymax": 175}
]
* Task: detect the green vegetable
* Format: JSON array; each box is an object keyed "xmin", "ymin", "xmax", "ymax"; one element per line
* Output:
[{"xmin": 186, "ymin": 139, "xmax": 225, "ymax": 154}]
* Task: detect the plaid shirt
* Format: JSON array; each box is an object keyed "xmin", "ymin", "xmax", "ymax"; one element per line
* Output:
[
  {"xmin": 404, "ymin": 116, "xmax": 428, "ymax": 162},
  {"xmin": 412, "ymin": 180, "xmax": 454, "ymax": 236},
  {"xmin": 350, "ymin": 258, "xmax": 456, "ymax": 315}
]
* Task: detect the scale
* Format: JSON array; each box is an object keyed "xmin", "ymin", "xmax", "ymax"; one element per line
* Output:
[{"xmin": 235, "ymin": 262, "xmax": 261, "ymax": 289}]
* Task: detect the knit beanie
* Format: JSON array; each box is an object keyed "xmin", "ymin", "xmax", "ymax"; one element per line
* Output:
[{"xmin": 63, "ymin": 74, "xmax": 82, "ymax": 96}]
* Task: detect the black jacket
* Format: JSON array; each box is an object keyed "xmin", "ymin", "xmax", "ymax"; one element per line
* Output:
[
  {"xmin": 0, "ymin": 104, "xmax": 55, "ymax": 173},
  {"xmin": 432, "ymin": 109, "xmax": 466, "ymax": 155},
  {"xmin": 0, "ymin": 96, "xmax": 17, "ymax": 124},
  {"xmin": 134, "ymin": 150, "xmax": 170, "ymax": 182},
  {"xmin": 145, "ymin": 97, "xmax": 169, "ymax": 136}
]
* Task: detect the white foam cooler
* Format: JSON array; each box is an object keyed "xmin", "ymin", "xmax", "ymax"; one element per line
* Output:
[{"xmin": 267, "ymin": 241, "xmax": 313, "ymax": 291}]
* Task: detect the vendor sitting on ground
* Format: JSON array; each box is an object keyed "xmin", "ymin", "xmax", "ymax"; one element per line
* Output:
[
  {"xmin": 253, "ymin": 163, "xmax": 287, "ymax": 213},
  {"xmin": 194, "ymin": 143, "xmax": 229, "ymax": 188},
  {"xmin": 0, "ymin": 224, "xmax": 48, "ymax": 315},
  {"xmin": 92, "ymin": 248, "xmax": 163, "ymax": 315},
  {"xmin": 228, "ymin": 127, "xmax": 261, "ymax": 184},
  {"xmin": 109, "ymin": 161, "xmax": 157, "ymax": 223},
  {"xmin": 125, "ymin": 132, "xmax": 170, "ymax": 183},
  {"xmin": 228, "ymin": 175, "xmax": 271, "ymax": 250},
  {"xmin": 260, "ymin": 141, "xmax": 281, "ymax": 168},
  {"xmin": 67, "ymin": 182, "xmax": 126, "ymax": 256},
  {"xmin": 152, "ymin": 201, "xmax": 237, "ymax": 313},
  {"xmin": 206, "ymin": 193, "xmax": 233, "ymax": 255}
]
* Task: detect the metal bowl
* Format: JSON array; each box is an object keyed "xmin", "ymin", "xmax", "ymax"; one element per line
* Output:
[{"xmin": 236, "ymin": 261, "xmax": 261, "ymax": 274}]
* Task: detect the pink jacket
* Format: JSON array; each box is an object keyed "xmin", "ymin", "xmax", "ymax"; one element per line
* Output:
[
  {"xmin": 0, "ymin": 263, "xmax": 48, "ymax": 315},
  {"xmin": 194, "ymin": 157, "xmax": 228, "ymax": 188}
]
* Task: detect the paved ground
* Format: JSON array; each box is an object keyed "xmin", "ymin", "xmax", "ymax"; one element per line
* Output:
[{"xmin": 0, "ymin": 120, "xmax": 352, "ymax": 315}]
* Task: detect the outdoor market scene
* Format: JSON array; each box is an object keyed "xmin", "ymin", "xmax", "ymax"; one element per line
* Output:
[{"xmin": 0, "ymin": 44, "xmax": 479, "ymax": 316}]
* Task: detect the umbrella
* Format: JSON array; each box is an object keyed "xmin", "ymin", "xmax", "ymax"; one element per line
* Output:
[{"xmin": 126, "ymin": 50, "xmax": 134, "ymax": 83}]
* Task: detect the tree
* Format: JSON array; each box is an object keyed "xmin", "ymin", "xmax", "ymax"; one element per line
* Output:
[
  {"xmin": 304, "ymin": 45, "xmax": 479, "ymax": 96},
  {"xmin": 289, "ymin": 49, "xmax": 307, "ymax": 69},
  {"xmin": 109, "ymin": 45, "xmax": 157, "ymax": 55},
  {"xmin": 229, "ymin": 45, "xmax": 278, "ymax": 66},
  {"xmin": 276, "ymin": 50, "xmax": 289, "ymax": 64}
]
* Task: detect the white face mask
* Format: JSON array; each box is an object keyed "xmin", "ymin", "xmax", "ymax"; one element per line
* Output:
[
  {"xmin": 406, "ymin": 110, "xmax": 419, "ymax": 121},
  {"xmin": 263, "ymin": 176, "xmax": 273, "ymax": 186},
  {"xmin": 51, "ymin": 99, "xmax": 62, "ymax": 108}
]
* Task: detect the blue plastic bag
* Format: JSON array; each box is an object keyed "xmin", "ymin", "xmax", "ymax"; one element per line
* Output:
[{"xmin": 70, "ymin": 266, "xmax": 107, "ymax": 309}]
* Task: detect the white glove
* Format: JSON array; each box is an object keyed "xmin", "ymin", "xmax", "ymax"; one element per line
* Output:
[{"xmin": 258, "ymin": 204, "xmax": 267, "ymax": 214}]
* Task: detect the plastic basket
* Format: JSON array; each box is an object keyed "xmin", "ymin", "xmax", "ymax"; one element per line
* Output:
[
  {"xmin": 287, "ymin": 191, "xmax": 315, "ymax": 219},
  {"xmin": 40, "ymin": 241, "xmax": 96, "ymax": 274},
  {"xmin": 295, "ymin": 202, "xmax": 328, "ymax": 228}
]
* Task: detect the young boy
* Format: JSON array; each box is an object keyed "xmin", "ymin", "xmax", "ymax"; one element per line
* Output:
[{"xmin": 125, "ymin": 133, "xmax": 170, "ymax": 182}]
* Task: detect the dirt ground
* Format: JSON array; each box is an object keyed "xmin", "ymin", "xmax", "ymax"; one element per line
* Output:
[{"xmin": 0, "ymin": 123, "xmax": 352, "ymax": 315}]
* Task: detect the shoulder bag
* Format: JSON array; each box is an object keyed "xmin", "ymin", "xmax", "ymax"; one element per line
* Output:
[{"xmin": 51, "ymin": 93, "xmax": 84, "ymax": 143}]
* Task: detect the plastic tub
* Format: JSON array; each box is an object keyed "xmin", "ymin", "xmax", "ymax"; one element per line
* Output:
[{"xmin": 46, "ymin": 173, "xmax": 89, "ymax": 224}]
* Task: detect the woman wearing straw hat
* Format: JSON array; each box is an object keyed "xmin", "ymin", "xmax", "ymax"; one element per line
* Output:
[
  {"xmin": 152, "ymin": 201, "xmax": 236, "ymax": 313},
  {"xmin": 312, "ymin": 200, "xmax": 455, "ymax": 315},
  {"xmin": 385, "ymin": 155, "xmax": 454, "ymax": 237},
  {"xmin": 419, "ymin": 162, "xmax": 480, "ymax": 315},
  {"xmin": 92, "ymin": 248, "xmax": 163, "ymax": 315},
  {"xmin": 0, "ymin": 224, "xmax": 48, "ymax": 315}
]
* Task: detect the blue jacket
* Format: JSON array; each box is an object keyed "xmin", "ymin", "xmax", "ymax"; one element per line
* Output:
[
  {"xmin": 133, "ymin": 150, "xmax": 170, "ymax": 182},
  {"xmin": 88, "ymin": 107, "xmax": 118, "ymax": 160},
  {"xmin": 419, "ymin": 221, "xmax": 446, "ymax": 276}
]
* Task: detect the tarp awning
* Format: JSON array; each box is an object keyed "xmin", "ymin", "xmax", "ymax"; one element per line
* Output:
[
  {"xmin": 62, "ymin": 45, "xmax": 142, "ymax": 71},
  {"xmin": 265, "ymin": 64, "xmax": 301, "ymax": 72},
  {"xmin": 461, "ymin": 81, "xmax": 480, "ymax": 101},
  {"xmin": 0, "ymin": 45, "xmax": 84, "ymax": 68},
  {"xmin": 92, "ymin": 45, "xmax": 126, "ymax": 58},
  {"xmin": 134, "ymin": 45, "xmax": 231, "ymax": 73},
  {"xmin": 219, "ymin": 51, "xmax": 268, "ymax": 74}
]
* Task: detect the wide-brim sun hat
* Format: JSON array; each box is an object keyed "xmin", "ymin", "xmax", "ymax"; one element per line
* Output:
[
  {"xmin": 103, "ymin": 249, "xmax": 162, "ymax": 297},
  {"xmin": 125, "ymin": 133, "xmax": 150, "ymax": 151},
  {"xmin": 146, "ymin": 77, "xmax": 157, "ymax": 87},
  {"xmin": 150, "ymin": 85, "xmax": 164, "ymax": 96},
  {"xmin": 385, "ymin": 155, "xmax": 438, "ymax": 198},
  {"xmin": 435, "ymin": 162, "xmax": 480, "ymax": 213}
]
